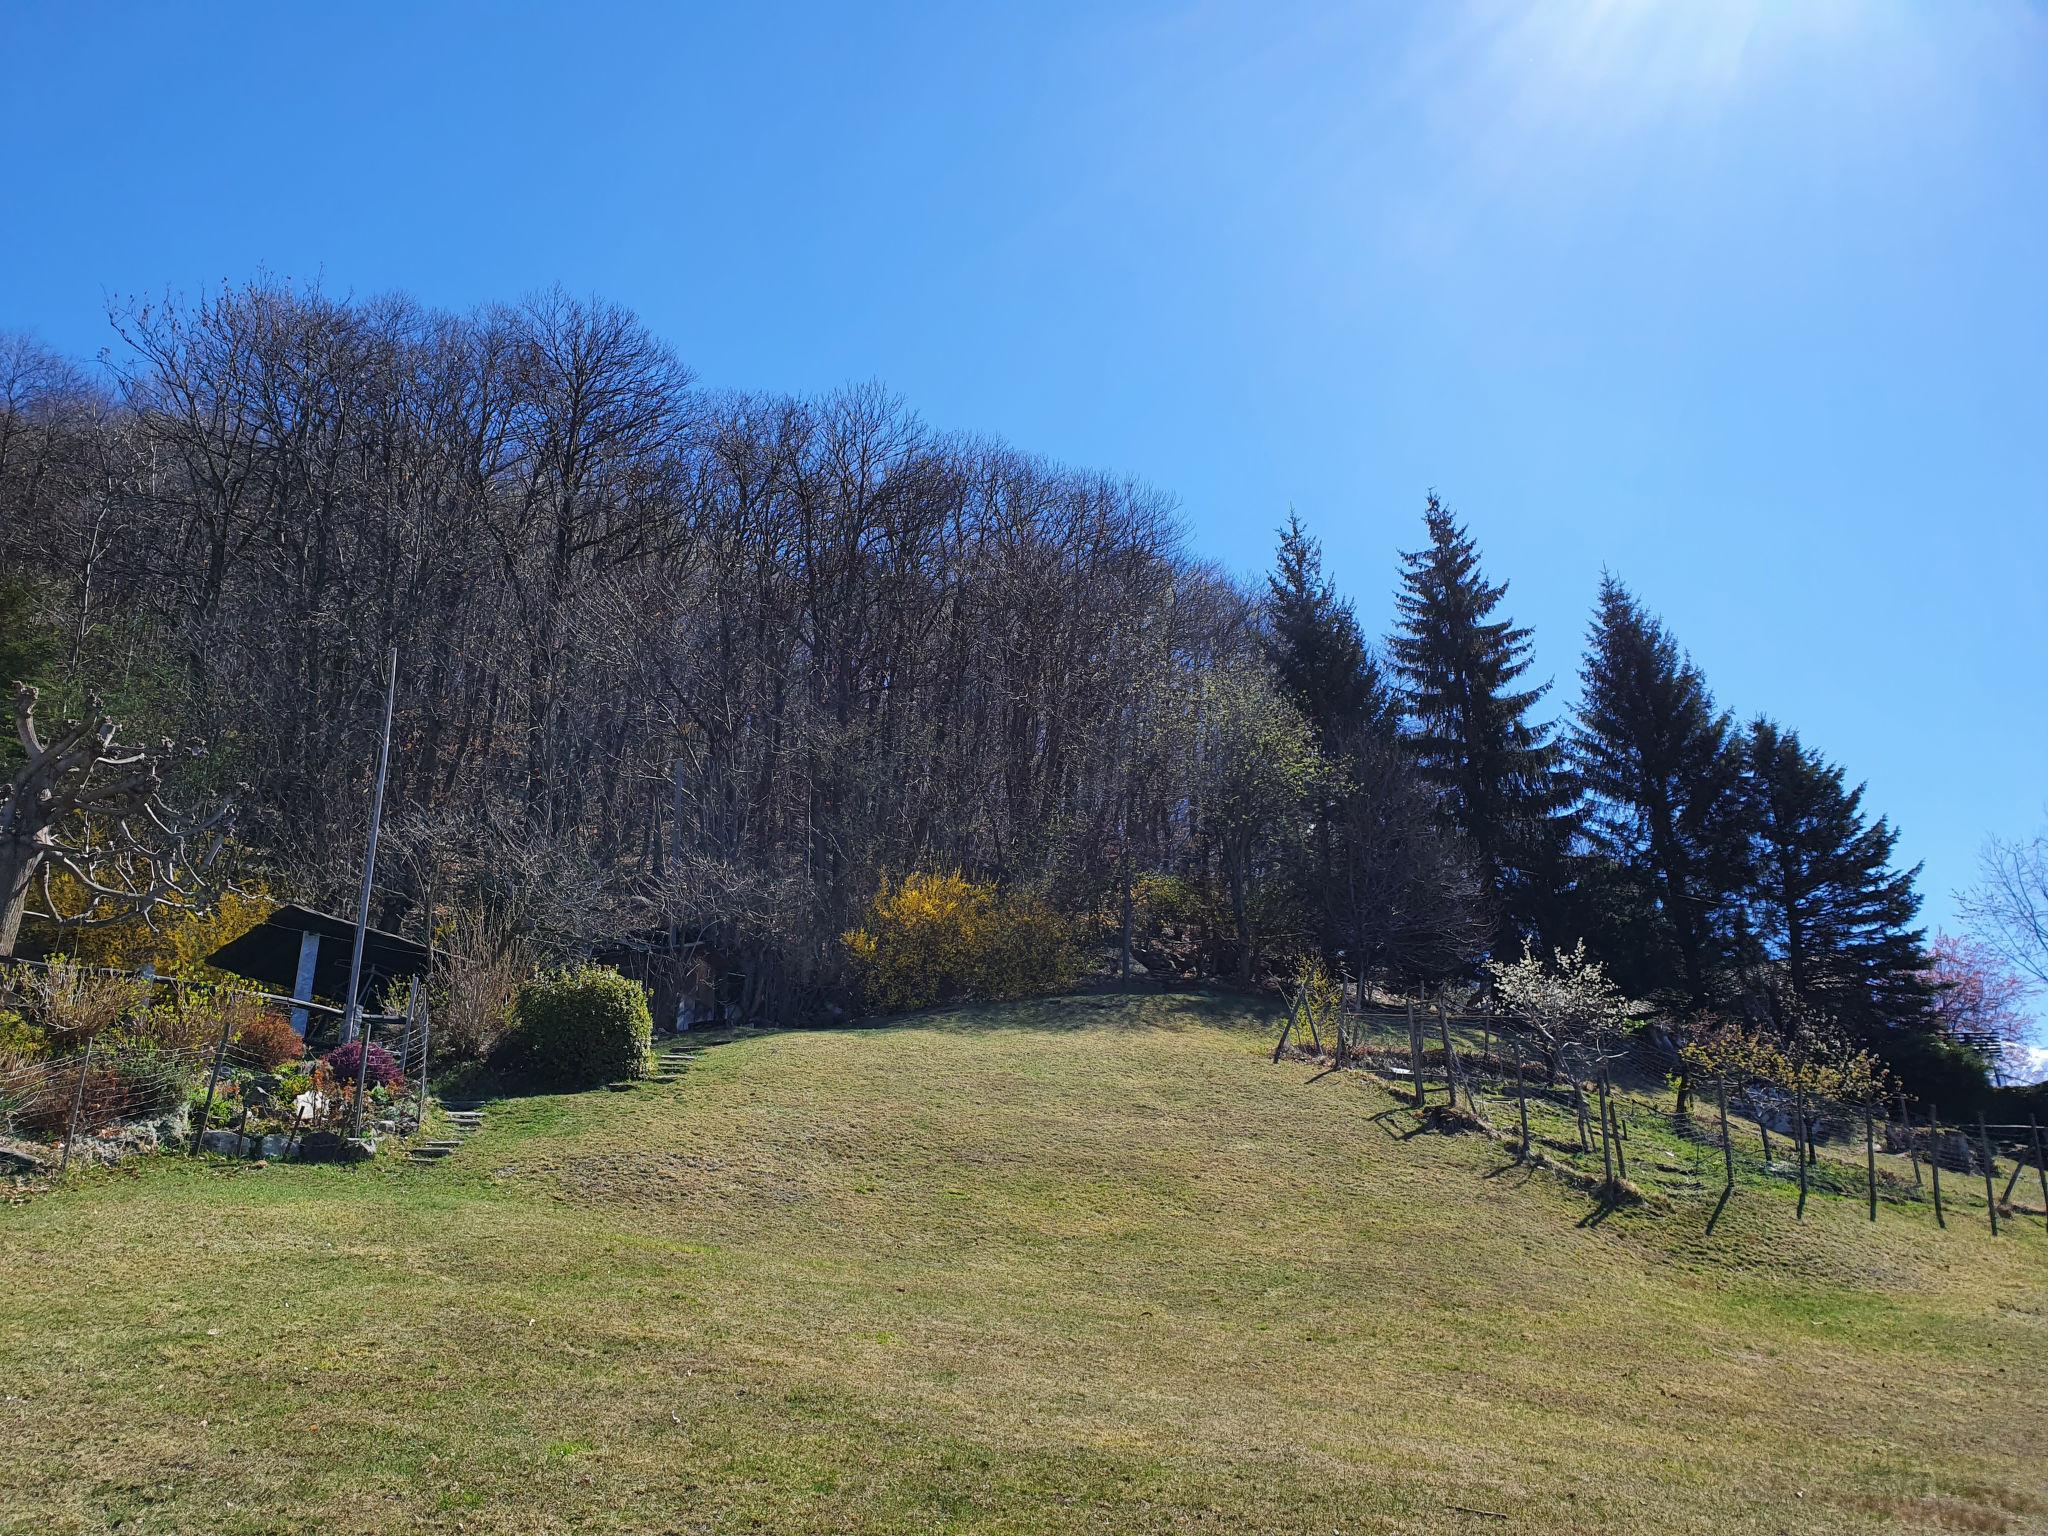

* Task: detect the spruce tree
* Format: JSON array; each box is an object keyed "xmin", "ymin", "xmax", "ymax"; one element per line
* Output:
[
  {"xmin": 1571, "ymin": 576, "xmax": 1747, "ymax": 1014},
  {"xmin": 1739, "ymin": 719, "xmax": 1931, "ymax": 1045},
  {"xmin": 1264, "ymin": 513, "xmax": 1394, "ymax": 742},
  {"xmin": 1390, "ymin": 496, "xmax": 1576, "ymax": 951}
]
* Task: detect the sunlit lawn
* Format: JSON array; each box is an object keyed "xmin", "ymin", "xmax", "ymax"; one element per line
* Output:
[{"xmin": 3, "ymin": 992, "xmax": 2044, "ymax": 1534}]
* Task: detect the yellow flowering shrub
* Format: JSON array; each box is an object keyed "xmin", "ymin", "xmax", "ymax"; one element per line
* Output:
[
  {"xmin": 41, "ymin": 885, "xmax": 273, "ymax": 980},
  {"xmin": 844, "ymin": 872, "xmax": 1081, "ymax": 1014}
]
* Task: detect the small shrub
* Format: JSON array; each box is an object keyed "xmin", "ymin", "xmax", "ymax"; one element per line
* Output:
[
  {"xmin": 322, "ymin": 1040, "xmax": 404, "ymax": 1092},
  {"xmin": 508, "ymin": 966, "xmax": 652, "ymax": 1088},
  {"xmin": 234, "ymin": 1008, "xmax": 305, "ymax": 1070},
  {"xmin": 0, "ymin": 1007, "xmax": 46, "ymax": 1064},
  {"xmin": 844, "ymin": 872, "xmax": 1082, "ymax": 1014}
]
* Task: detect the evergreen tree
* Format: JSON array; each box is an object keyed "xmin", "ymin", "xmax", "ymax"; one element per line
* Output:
[
  {"xmin": 1390, "ymin": 495, "xmax": 1575, "ymax": 951},
  {"xmin": 1263, "ymin": 513, "xmax": 1394, "ymax": 742},
  {"xmin": 1738, "ymin": 719, "xmax": 1931, "ymax": 1046},
  {"xmin": 1570, "ymin": 576, "xmax": 1747, "ymax": 1014}
]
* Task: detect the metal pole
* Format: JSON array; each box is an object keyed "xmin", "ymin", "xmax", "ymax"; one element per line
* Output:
[
  {"xmin": 340, "ymin": 645, "xmax": 399, "ymax": 1050},
  {"xmin": 187, "ymin": 1010, "xmax": 235, "ymax": 1155},
  {"xmin": 58, "ymin": 1036, "xmax": 94, "ymax": 1177}
]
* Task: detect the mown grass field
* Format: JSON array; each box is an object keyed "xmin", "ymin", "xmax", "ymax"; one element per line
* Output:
[{"xmin": 3, "ymin": 992, "xmax": 2045, "ymax": 1535}]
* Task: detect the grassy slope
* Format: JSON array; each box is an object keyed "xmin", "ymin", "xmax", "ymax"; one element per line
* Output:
[{"xmin": 2, "ymin": 993, "xmax": 2044, "ymax": 1536}]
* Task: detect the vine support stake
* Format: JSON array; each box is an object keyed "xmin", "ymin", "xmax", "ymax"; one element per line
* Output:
[
  {"xmin": 58, "ymin": 1036, "xmax": 94, "ymax": 1178},
  {"xmin": 188, "ymin": 1011, "xmax": 236, "ymax": 1156}
]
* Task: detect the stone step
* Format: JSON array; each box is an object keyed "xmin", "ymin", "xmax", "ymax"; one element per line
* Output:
[
  {"xmin": 646, "ymin": 1073, "xmax": 679, "ymax": 1084},
  {"xmin": 407, "ymin": 1147, "xmax": 453, "ymax": 1161}
]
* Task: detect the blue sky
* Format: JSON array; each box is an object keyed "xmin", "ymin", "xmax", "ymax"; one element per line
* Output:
[{"xmin": 3, "ymin": 1, "xmax": 2044, "ymax": 972}]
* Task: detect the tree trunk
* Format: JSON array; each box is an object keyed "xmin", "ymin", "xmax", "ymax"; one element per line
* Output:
[{"xmin": 0, "ymin": 837, "xmax": 38, "ymax": 959}]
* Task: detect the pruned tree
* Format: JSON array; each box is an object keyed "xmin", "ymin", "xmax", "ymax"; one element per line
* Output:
[{"xmin": 0, "ymin": 684, "xmax": 234, "ymax": 957}]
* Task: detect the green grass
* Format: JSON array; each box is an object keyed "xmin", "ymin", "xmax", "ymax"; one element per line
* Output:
[{"xmin": 3, "ymin": 992, "xmax": 2045, "ymax": 1534}]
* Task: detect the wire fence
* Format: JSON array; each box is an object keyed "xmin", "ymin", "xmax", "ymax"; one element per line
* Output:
[
  {"xmin": 1278, "ymin": 1000, "xmax": 2048, "ymax": 1238},
  {"xmin": 1, "ymin": 962, "xmax": 432, "ymax": 1179}
]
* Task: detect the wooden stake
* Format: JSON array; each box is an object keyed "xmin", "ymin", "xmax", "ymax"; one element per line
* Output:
[
  {"xmin": 1407, "ymin": 1000, "xmax": 1424, "ymax": 1107},
  {"xmin": 1899, "ymin": 1091, "xmax": 1920, "ymax": 1187},
  {"xmin": 1794, "ymin": 1090, "xmax": 1808, "ymax": 1220},
  {"xmin": 1978, "ymin": 1113, "xmax": 1999, "ymax": 1235},
  {"xmin": 58, "ymin": 1036, "xmax": 94, "ymax": 1178},
  {"xmin": 188, "ymin": 1010, "xmax": 235, "ymax": 1156},
  {"xmin": 1929, "ymin": 1104, "xmax": 1944, "ymax": 1228},
  {"xmin": 1595, "ymin": 1071, "xmax": 1615, "ymax": 1188},
  {"xmin": 2032, "ymin": 1116, "xmax": 2047, "ymax": 1231},
  {"xmin": 1864, "ymin": 1102, "xmax": 1877, "ymax": 1222},
  {"xmin": 1717, "ymin": 1078, "xmax": 1734, "ymax": 1190},
  {"xmin": 1272, "ymin": 991, "xmax": 1298, "ymax": 1063},
  {"xmin": 1515, "ymin": 1054, "xmax": 1529, "ymax": 1158}
]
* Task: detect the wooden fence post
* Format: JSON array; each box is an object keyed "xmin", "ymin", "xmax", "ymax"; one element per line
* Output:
[
  {"xmin": 57, "ymin": 1036, "xmax": 95, "ymax": 1178},
  {"xmin": 1978, "ymin": 1113, "xmax": 1999, "ymax": 1235},
  {"xmin": 1272, "ymin": 990, "xmax": 1297, "ymax": 1063},
  {"xmin": 188, "ymin": 1010, "xmax": 235, "ymax": 1156},
  {"xmin": 1794, "ymin": 1090, "xmax": 1809, "ymax": 1220},
  {"xmin": 1515, "ymin": 1054, "xmax": 1529, "ymax": 1158},
  {"xmin": 1407, "ymin": 1000, "xmax": 1424, "ymax": 1108},
  {"xmin": 1899, "ymin": 1091, "xmax": 1920, "ymax": 1187},
  {"xmin": 1438, "ymin": 1006, "xmax": 1459, "ymax": 1108},
  {"xmin": 1864, "ymin": 1102, "xmax": 1877, "ymax": 1222},
  {"xmin": 1717, "ymin": 1078, "xmax": 1734, "ymax": 1190},
  {"xmin": 2032, "ymin": 1116, "xmax": 2047, "ymax": 1231},
  {"xmin": 414, "ymin": 990, "xmax": 434, "ymax": 1134},
  {"xmin": 1928, "ymin": 1104, "xmax": 1944, "ymax": 1229},
  {"xmin": 1595, "ymin": 1071, "xmax": 1615, "ymax": 1188},
  {"xmin": 1607, "ymin": 1080, "xmax": 1628, "ymax": 1184}
]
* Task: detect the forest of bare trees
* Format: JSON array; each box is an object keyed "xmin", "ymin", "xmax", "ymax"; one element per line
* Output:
[{"xmin": 0, "ymin": 278, "xmax": 2026, "ymax": 1096}]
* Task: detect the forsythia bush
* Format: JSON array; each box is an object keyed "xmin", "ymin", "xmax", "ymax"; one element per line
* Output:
[
  {"xmin": 508, "ymin": 965, "xmax": 653, "ymax": 1088},
  {"xmin": 844, "ymin": 872, "xmax": 1082, "ymax": 1014}
]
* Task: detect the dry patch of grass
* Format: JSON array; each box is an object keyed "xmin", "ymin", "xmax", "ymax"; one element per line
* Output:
[{"xmin": 2, "ymin": 992, "xmax": 2043, "ymax": 1534}]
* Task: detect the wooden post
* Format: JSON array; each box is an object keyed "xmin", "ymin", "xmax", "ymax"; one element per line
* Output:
[
  {"xmin": 2031, "ymin": 1116, "xmax": 2047, "ymax": 1231},
  {"xmin": 1864, "ymin": 1102, "xmax": 1877, "ymax": 1222},
  {"xmin": 1515, "ymin": 1054, "xmax": 1529, "ymax": 1158},
  {"xmin": 1300, "ymin": 987, "xmax": 1322, "ymax": 1055},
  {"xmin": 1794, "ymin": 1090, "xmax": 1809, "ymax": 1220},
  {"xmin": 1607, "ymin": 1079, "xmax": 1628, "ymax": 1184},
  {"xmin": 1717, "ymin": 1078, "xmax": 1734, "ymax": 1190},
  {"xmin": 57, "ymin": 1036, "xmax": 95, "ymax": 1177},
  {"xmin": 1899, "ymin": 1091, "xmax": 1920, "ymax": 1187},
  {"xmin": 1978, "ymin": 1113, "xmax": 1999, "ymax": 1235},
  {"xmin": 350, "ymin": 1013, "xmax": 376, "ymax": 1139},
  {"xmin": 188, "ymin": 1010, "xmax": 235, "ymax": 1156},
  {"xmin": 1929, "ymin": 1104, "xmax": 1944, "ymax": 1228},
  {"xmin": 414, "ymin": 987, "xmax": 435, "ymax": 1134},
  {"xmin": 1407, "ymin": 1000, "xmax": 1424, "ymax": 1107},
  {"xmin": 1595, "ymin": 1071, "xmax": 1615, "ymax": 1188},
  {"xmin": 1573, "ymin": 1079, "xmax": 1591, "ymax": 1153},
  {"xmin": 1999, "ymin": 1150, "xmax": 2025, "ymax": 1207},
  {"xmin": 1272, "ymin": 991, "xmax": 1297, "ymax": 1063}
]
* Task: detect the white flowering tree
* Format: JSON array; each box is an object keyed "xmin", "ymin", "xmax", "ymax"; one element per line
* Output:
[{"xmin": 1487, "ymin": 939, "xmax": 1637, "ymax": 1083}]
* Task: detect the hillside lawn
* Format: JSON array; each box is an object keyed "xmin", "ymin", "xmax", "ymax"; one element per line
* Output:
[{"xmin": 3, "ymin": 993, "xmax": 2044, "ymax": 1535}]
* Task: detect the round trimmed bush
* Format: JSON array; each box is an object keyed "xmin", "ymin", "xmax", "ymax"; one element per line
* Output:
[{"xmin": 509, "ymin": 966, "xmax": 652, "ymax": 1088}]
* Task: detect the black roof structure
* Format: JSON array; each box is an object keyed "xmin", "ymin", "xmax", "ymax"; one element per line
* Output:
[{"xmin": 204, "ymin": 902, "xmax": 430, "ymax": 1005}]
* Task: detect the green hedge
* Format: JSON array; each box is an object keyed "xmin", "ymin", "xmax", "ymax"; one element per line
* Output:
[{"xmin": 509, "ymin": 966, "xmax": 652, "ymax": 1088}]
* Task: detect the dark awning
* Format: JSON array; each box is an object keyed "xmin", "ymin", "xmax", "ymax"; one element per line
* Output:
[{"xmin": 204, "ymin": 902, "xmax": 430, "ymax": 1006}]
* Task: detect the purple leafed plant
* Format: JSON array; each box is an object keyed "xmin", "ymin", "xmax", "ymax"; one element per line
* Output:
[{"xmin": 323, "ymin": 1040, "xmax": 404, "ymax": 1091}]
